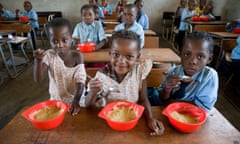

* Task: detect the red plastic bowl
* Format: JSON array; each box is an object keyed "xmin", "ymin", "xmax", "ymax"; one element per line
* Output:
[
  {"xmin": 103, "ymin": 10, "xmax": 108, "ymax": 15},
  {"xmin": 77, "ymin": 42, "xmax": 96, "ymax": 52},
  {"xmin": 233, "ymin": 28, "xmax": 240, "ymax": 33},
  {"xmin": 200, "ymin": 17, "xmax": 209, "ymax": 22},
  {"xmin": 192, "ymin": 16, "xmax": 200, "ymax": 21},
  {"xmin": 98, "ymin": 101, "xmax": 144, "ymax": 131},
  {"xmin": 162, "ymin": 102, "xmax": 207, "ymax": 133},
  {"xmin": 19, "ymin": 16, "xmax": 29, "ymax": 22},
  {"xmin": 22, "ymin": 100, "xmax": 70, "ymax": 130}
]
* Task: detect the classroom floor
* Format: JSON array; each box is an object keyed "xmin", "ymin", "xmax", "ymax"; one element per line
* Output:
[{"xmin": 0, "ymin": 37, "xmax": 239, "ymax": 131}]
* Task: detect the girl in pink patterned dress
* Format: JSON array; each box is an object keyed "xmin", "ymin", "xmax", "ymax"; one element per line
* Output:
[
  {"xmin": 33, "ymin": 18, "xmax": 86, "ymax": 116},
  {"xmin": 85, "ymin": 30, "xmax": 164, "ymax": 136}
]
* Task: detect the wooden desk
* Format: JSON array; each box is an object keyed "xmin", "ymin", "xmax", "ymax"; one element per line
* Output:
[
  {"xmin": 208, "ymin": 32, "xmax": 240, "ymax": 68},
  {"xmin": 184, "ymin": 20, "xmax": 227, "ymax": 33},
  {"xmin": 104, "ymin": 29, "xmax": 157, "ymax": 36},
  {"xmin": 0, "ymin": 30, "xmax": 16, "ymax": 36},
  {"xmin": 82, "ymin": 48, "xmax": 180, "ymax": 64},
  {"xmin": 0, "ymin": 107, "xmax": 239, "ymax": 144}
]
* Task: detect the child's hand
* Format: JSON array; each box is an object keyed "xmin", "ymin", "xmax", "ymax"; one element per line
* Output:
[
  {"xmin": 69, "ymin": 102, "xmax": 81, "ymax": 116},
  {"xmin": 34, "ymin": 48, "xmax": 45, "ymax": 60},
  {"xmin": 166, "ymin": 75, "xmax": 181, "ymax": 89},
  {"xmin": 89, "ymin": 78, "xmax": 103, "ymax": 94},
  {"xmin": 147, "ymin": 118, "xmax": 165, "ymax": 136}
]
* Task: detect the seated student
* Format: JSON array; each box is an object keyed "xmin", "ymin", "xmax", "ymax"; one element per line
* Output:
[
  {"xmin": 0, "ymin": 3, "xmax": 16, "ymax": 19},
  {"xmin": 85, "ymin": 30, "xmax": 165, "ymax": 136},
  {"xmin": 89, "ymin": 0, "xmax": 105, "ymax": 20},
  {"xmin": 134, "ymin": 0, "xmax": 149, "ymax": 30},
  {"xmin": 114, "ymin": 4, "xmax": 144, "ymax": 48},
  {"xmin": 178, "ymin": 0, "xmax": 197, "ymax": 49},
  {"xmin": 72, "ymin": 4, "xmax": 107, "ymax": 50},
  {"xmin": 16, "ymin": 1, "xmax": 39, "ymax": 50},
  {"xmin": 100, "ymin": 0, "xmax": 112, "ymax": 15},
  {"xmin": 159, "ymin": 31, "xmax": 218, "ymax": 112},
  {"xmin": 231, "ymin": 36, "xmax": 240, "ymax": 90},
  {"xmin": 176, "ymin": 0, "xmax": 187, "ymax": 17},
  {"xmin": 195, "ymin": 0, "xmax": 207, "ymax": 16},
  {"xmin": 33, "ymin": 18, "xmax": 86, "ymax": 116},
  {"xmin": 115, "ymin": 0, "xmax": 128, "ymax": 22},
  {"xmin": 200, "ymin": 4, "xmax": 215, "ymax": 20}
]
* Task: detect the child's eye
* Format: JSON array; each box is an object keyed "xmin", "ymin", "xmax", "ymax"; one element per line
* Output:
[
  {"xmin": 125, "ymin": 55, "xmax": 135, "ymax": 60},
  {"xmin": 111, "ymin": 53, "xmax": 120, "ymax": 58},
  {"xmin": 183, "ymin": 52, "xmax": 190, "ymax": 57},
  {"xmin": 197, "ymin": 54, "xmax": 205, "ymax": 59},
  {"xmin": 53, "ymin": 40, "xmax": 58, "ymax": 44},
  {"xmin": 63, "ymin": 39, "xmax": 68, "ymax": 43}
]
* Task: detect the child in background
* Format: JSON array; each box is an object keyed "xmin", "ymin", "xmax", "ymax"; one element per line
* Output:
[
  {"xmin": 114, "ymin": 4, "xmax": 144, "ymax": 48},
  {"xmin": 16, "ymin": 1, "xmax": 39, "ymax": 50},
  {"xmin": 72, "ymin": 4, "xmax": 107, "ymax": 50},
  {"xmin": 0, "ymin": 3, "xmax": 16, "ymax": 19},
  {"xmin": 200, "ymin": 4, "xmax": 215, "ymax": 20},
  {"xmin": 89, "ymin": 0, "xmax": 105, "ymax": 20},
  {"xmin": 115, "ymin": 0, "xmax": 128, "ymax": 22},
  {"xmin": 178, "ymin": 0, "xmax": 197, "ymax": 49},
  {"xmin": 85, "ymin": 30, "xmax": 164, "ymax": 136},
  {"xmin": 134, "ymin": 0, "xmax": 149, "ymax": 30},
  {"xmin": 176, "ymin": 0, "xmax": 187, "ymax": 17},
  {"xmin": 101, "ymin": 0, "xmax": 112, "ymax": 15},
  {"xmin": 195, "ymin": 0, "xmax": 207, "ymax": 16},
  {"xmin": 33, "ymin": 18, "xmax": 86, "ymax": 115},
  {"xmin": 159, "ymin": 31, "xmax": 218, "ymax": 112}
]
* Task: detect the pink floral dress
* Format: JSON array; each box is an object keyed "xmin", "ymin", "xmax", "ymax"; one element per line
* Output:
[
  {"xmin": 42, "ymin": 49, "xmax": 86, "ymax": 105},
  {"xmin": 94, "ymin": 59, "xmax": 152, "ymax": 105}
]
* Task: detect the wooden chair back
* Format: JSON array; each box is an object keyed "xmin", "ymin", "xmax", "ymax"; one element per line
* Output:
[
  {"xmin": 194, "ymin": 25, "xmax": 226, "ymax": 32},
  {"xmin": 144, "ymin": 36, "xmax": 159, "ymax": 48},
  {"xmin": 38, "ymin": 16, "xmax": 48, "ymax": 25},
  {"xmin": 105, "ymin": 12, "xmax": 118, "ymax": 20},
  {"xmin": 0, "ymin": 23, "xmax": 31, "ymax": 34},
  {"xmin": 146, "ymin": 63, "xmax": 171, "ymax": 87}
]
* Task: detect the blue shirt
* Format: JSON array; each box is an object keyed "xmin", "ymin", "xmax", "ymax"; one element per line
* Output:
[
  {"xmin": 179, "ymin": 8, "xmax": 196, "ymax": 31},
  {"xmin": 100, "ymin": 5, "xmax": 112, "ymax": 15},
  {"xmin": 231, "ymin": 36, "xmax": 240, "ymax": 60},
  {"xmin": 159, "ymin": 65, "xmax": 218, "ymax": 112},
  {"xmin": 114, "ymin": 21, "xmax": 145, "ymax": 48},
  {"xmin": 98, "ymin": 6, "xmax": 105, "ymax": 19},
  {"xmin": 0, "ymin": 9, "xmax": 16, "ymax": 19},
  {"xmin": 72, "ymin": 21, "xmax": 107, "ymax": 43},
  {"xmin": 137, "ymin": 11, "xmax": 149, "ymax": 30},
  {"xmin": 20, "ymin": 9, "xmax": 39, "ymax": 29}
]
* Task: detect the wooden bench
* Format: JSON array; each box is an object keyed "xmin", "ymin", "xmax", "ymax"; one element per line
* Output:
[{"xmin": 194, "ymin": 25, "xmax": 226, "ymax": 32}]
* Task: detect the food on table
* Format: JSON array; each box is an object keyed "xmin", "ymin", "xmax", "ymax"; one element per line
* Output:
[
  {"xmin": 34, "ymin": 106, "xmax": 63, "ymax": 121},
  {"xmin": 171, "ymin": 111, "xmax": 199, "ymax": 124},
  {"xmin": 108, "ymin": 107, "xmax": 136, "ymax": 122}
]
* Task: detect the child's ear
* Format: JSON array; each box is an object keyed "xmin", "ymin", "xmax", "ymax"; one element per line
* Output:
[{"xmin": 207, "ymin": 55, "xmax": 213, "ymax": 64}]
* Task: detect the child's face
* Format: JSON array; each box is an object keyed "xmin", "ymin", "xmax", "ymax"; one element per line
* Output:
[
  {"xmin": 110, "ymin": 38, "xmax": 140, "ymax": 76},
  {"xmin": 181, "ymin": 39, "xmax": 212, "ymax": 76},
  {"xmin": 89, "ymin": 0, "xmax": 95, "ymax": 5},
  {"xmin": 136, "ymin": 1, "xmax": 144, "ymax": 12},
  {"xmin": 188, "ymin": 1, "xmax": 196, "ymax": 11},
  {"xmin": 180, "ymin": 0, "xmax": 186, "ymax": 7},
  {"xmin": 123, "ymin": 7, "xmax": 137, "ymax": 25},
  {"xmin": 24, "ymin": 2, "xmax": 32, "ymax": 11},
  {"xmin": 49, "ymin": 26, "xmax": 72, "ymax": 54},
  {"xmin": 102, "ymin": 0, "xmax": 108, "ymax": 6},
  {"xmin": 82, "ymin": 8, "xmax": 95, "ymax": 25}
]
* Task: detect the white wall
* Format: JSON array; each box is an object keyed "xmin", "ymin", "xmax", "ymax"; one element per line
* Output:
[{"xmin": 2, "ymin": 0, "xmax": 238, "ymax": 33}]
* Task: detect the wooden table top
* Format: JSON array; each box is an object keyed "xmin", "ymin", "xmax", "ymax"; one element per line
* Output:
[
  {"xmin": 0, "ymin": 106, "xmax": 239, "ymax": 144},
  {"xmin": 208, "ymin": 32, "xmax": 240, "ymax": 38},
  {"xmin": 82, "ymin": 48, "xmax": 181, "ymax": 64},
  {"xmin": 185, "ymin": 20, "xmax": 227, "ymax": 25},
  {"xmin": 0, "ymin": 30, "xmax": 15, "ymax": 36},
  {"xmin": 104, "ymin": 29, "xmax": 157, "ymax": 36}
]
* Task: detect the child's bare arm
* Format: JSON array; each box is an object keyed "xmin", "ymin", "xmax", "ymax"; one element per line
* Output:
[
  {"xmin": 138, "ymin": 79, "xmax": 165, "ymax": 136},
  {"xmin": 159, "ymin": 75, "xmax": 181, "ymax": 100},
  {"xmin": 69, "ymin": 82, "xmax": 85, "ymax": 115},
  {"xmin": 33, "ymin": 49, "xmax": 48, "ymax": 83},
  {"xmin": 85, "ymin": 78, "xmax": 103, "ymax": 107},
  {"xmin": 95, "ymin": 40, "xmax": 106, "ymax": 50}
]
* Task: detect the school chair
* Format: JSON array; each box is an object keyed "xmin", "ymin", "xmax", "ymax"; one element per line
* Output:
[
  {"xmin": 146, "ymin": 63, "xmax": 171, "ymax": 87},
  {"xmin": 161, "ymin": 12, "xmax": 175, "ymax": 41},
  {"xmin": 170, "ymin": 16, "xmax": 181, "ymax": 53},
  {"xmin": 37, "ymin": 16, "xmax": 49, "ymax": 49},
  {"xmin": 143, "ymin": 36, "xmax": 159, "ymax": 48}
]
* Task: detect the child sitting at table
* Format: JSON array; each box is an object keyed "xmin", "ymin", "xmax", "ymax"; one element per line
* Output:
[
  {"xmin": 178, "ymin": 0, "xmax": 197, "ymax": 49},
  {"xmin": 16, "ymin": 1, "xmax": 39, "ymax": 50},
  {"xmin": 85, "ymin": 30, "xmax": 164, "ymax": 136},
  {"xmin": 159, "ymin": 31, "xmax": 218, "ymax": 112},
  {"xmin": 0, "ymin": 3, "xmax": 16, "ymax": 19},
  {"xmin": 115, "ymin": 0, "xmax": 128, "ymax": 22},
  {"xmin": 134, "ymin": 0, "xmax": 149, "ymax": 30},
  {"xmin": 33, "ymin": 18, "xmax": 86, "ymax": 116},
  {"xmin": 114, "ymin": 4, "xmax": 144, "ymax": 48},
  {"xmin": 72, "ymin": 4, "xmax": 107, "ymax": 50},
  {"xmin": 100, "ymin": 0, "xmax": 112, "ymax": 15},
  {"xmin": 200, "ymin": 4, "xmax": 215, "ymax": 20}
]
